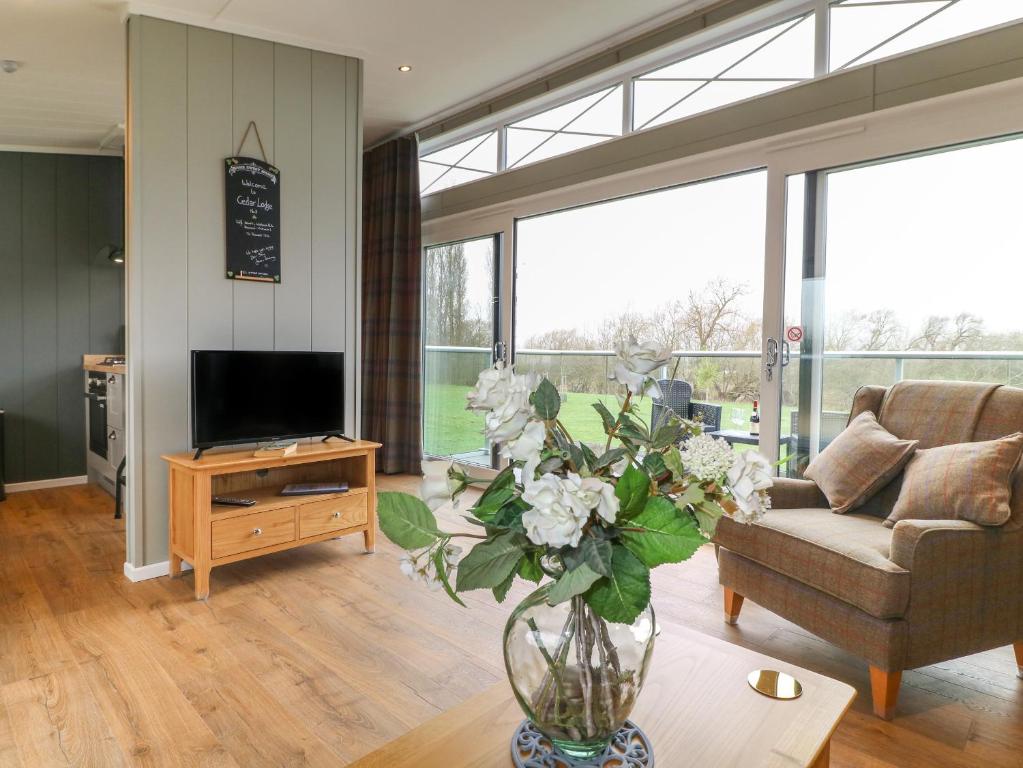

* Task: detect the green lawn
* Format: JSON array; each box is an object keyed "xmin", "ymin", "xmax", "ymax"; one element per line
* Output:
[{"xmin": 424, "ymin": 383, "xmax": 793, "ymax": 458}]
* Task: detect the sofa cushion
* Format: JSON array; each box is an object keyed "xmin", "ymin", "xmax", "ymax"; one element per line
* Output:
[
  {"xmin": 803, "ymin": 412, "xmax": 918, "ymax": 514},
  {"xmin": 714, "ymin": 508, "xmax": 910, "ymax": 619},
  {"xmin": 878, "ymin": 380, "xmax": 999, "ymax": 448},
  {"xmin": 972, "ymin": 386, "xmax": 1023, "ymax": 528},
  {"xmin": 885, "ymin": 433, "xmax": 1023, "ymax": 528}
]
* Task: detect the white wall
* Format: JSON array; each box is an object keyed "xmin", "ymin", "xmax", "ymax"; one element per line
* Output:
[{"xmin": 125, "ymin": 16, "xmax": 362, "ymax": 567}]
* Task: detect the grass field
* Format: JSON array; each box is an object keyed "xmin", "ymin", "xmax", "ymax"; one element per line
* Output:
[{"xmin": 423, "ymin": 383, "xmax": 792, "ymax": 458}]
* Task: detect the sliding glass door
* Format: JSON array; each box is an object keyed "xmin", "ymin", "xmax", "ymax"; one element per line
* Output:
[
  {"xmin": 780, "ymin": 136, "xmax": 1023, "ymax": 475},
  {"xmin": 513, "ymin": 170, "xmax": 770, "ymax": 454},
  {"xmin": 423, "ymin": 235, "xmax": 502, "ymax": 467}
]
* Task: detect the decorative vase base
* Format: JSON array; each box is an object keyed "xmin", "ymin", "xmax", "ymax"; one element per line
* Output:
[{"xmin": 511, "ymin": 719, "xmax": 654, "ymax": 767}]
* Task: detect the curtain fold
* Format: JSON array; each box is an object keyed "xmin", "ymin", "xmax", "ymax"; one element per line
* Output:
[{"xmin": 361, "ymin": 137, "xmax": 423, "ymax": 475}]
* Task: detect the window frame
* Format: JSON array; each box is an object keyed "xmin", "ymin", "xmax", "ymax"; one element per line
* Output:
[{"xmin": 418, "ymin": 0, "xmax": 1023, "ymax": 196}]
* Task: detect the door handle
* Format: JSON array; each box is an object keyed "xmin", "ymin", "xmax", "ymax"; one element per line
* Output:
[
  {"xmin": 765, "ymin": 338, "xmax": 779, "ymax": 381},
  {"xmin": 493, "ymin": 340, "xmax": 507, "ymax": 364},
  {"xmin": 781, "ymin": 340, "xmax": 791, "ymax": 368}
]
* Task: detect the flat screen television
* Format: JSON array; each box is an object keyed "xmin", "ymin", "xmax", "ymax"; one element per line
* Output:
[{"xmin": 191, "ymin": 350, "xmax": 345, "ymax": 452}]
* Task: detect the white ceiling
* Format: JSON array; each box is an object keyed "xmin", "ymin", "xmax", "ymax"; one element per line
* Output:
[{"xmin": 0, "ymin": 0, "xmax": 718, "ymax": 151}]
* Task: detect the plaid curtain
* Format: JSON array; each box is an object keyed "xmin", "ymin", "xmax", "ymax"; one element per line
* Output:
[{"xmin": 361, "ymin": 137, "xmax": 423, "ymax": 475}]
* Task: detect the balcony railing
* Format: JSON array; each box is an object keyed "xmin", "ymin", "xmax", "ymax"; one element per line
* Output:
[{"xmin": 423, "ymin": 345, "xmax": 1023, "ymax": 460}]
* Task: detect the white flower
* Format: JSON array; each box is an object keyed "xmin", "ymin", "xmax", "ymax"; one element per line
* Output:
[
  {"xmin": 609, "ymin": 336, "xmax": 672, "ymax": 398},
  {"xmin": 466, "ymin": 362, "xmax": 538, "ymax": 445},
  {"xmin": 726, "ymin": 451, "xmax": 774, "ymax": 524},
  {"xmin": 564, "ymin": 472, "xmax": 619, "ymax": 524},
  {"xmin": 521, "ymin": 474, "xmax": 591, "ymax": 548},
  {"xmin": 399, "ymin": 542, "xmax": 461, "ymax": 591},
  {"xmin": 501, "ymin": 419, "xmax": 546, "ymax": 464},
  {"xmin": 421, "ymin": 460, "xmax": 463, "ymax": 511},
  {"xmin": 680, "ymin": 433, "xmax": 736, "ymax": 482}
]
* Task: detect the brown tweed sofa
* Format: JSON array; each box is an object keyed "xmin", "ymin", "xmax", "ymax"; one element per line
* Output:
[{"xmin": 714, "ymin": 380, "xmax": 1023, "ymax": 719}]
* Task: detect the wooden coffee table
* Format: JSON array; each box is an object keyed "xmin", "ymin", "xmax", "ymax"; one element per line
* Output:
[{"xmin": 350, "ymin": 624, "xmax": 855, "ymax": 767}]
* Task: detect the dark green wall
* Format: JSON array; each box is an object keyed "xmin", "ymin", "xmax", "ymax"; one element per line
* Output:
[{"xmin": 0, "ymin": 153, "xmax": 124, "ymax": 483}]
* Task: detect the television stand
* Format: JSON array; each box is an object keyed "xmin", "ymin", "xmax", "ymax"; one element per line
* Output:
[{"xmin": 162, "ymin": 439, "xmax": 381, "ymax": 600}]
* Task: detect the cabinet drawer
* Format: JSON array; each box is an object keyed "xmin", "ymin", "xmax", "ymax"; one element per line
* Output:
[
  {"xmin": 212, "ymin": 507, "xmax": 296, "ymax": 559},
  {"xmin": 299, "ymin": 494, "xmax": 367, "ymax": 538}
]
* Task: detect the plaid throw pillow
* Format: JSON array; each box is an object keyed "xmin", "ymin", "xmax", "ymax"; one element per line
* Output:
[
  {"xmin": 885, "ymin": 432, "xmax": 1023, "ymax": 528},
  {"xmin": 804, "ymin": 412, "xmax": 919, "ymax": 514}
]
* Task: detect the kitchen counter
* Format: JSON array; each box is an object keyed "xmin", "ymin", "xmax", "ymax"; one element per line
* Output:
[{"xmin": 83, "ymin": 354, "xmax": 126, "ymax": 375}]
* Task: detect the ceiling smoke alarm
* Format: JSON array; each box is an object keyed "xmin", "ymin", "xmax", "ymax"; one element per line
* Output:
[{"xmin": 1, "ymin": 60, "xmax": 19, "ymax": 74}]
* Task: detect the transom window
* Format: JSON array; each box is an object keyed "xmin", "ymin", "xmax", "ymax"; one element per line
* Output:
[
  {"xmin": 419, "ymin": 0, "xmax": 1023, "ymax": 196},
  {"xmin": 633, "ymin": 13, "xmax": 814, "ymax": 131},
  {"xmin": 829, "ymin": 0, "xmax": 1023, "ymax": 71},
  {"xmin": 506, "ymin": 86, "xmax": 623, "ymax": 169}
]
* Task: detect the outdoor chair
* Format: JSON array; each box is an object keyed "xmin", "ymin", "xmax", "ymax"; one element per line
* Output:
[{"xmin": 651, "ymin": 379, "xmax": 722, "ymax": 433}]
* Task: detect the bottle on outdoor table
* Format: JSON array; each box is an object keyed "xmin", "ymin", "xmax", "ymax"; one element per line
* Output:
[{"xmin": 750, "ymin": 400, "xmax": 760, "ymax": 436}]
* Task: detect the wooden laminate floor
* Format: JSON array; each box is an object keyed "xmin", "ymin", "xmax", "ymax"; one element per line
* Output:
[{"xmin": 0, "ymin": 479, "xmax": 1020, "ymax": 767}]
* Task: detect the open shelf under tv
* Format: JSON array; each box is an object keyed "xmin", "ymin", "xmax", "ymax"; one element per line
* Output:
[{"xmin": 162, "ymin": 440, "xmax": 381, "ymax": 599}]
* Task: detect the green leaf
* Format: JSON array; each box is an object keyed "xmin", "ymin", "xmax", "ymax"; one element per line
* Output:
[
  {"xmin": 377, "ymin": 492, "xmax": 442, "ymax": 550},
  {"xmin": 592, "ymin": 401, "xmax": 618, "ymax": 434},
  {"xmin": 532, "ymin": 379, "xmax": 561, "ymax": 420},
  {"xmin": 548, "ymin": 563, "xmax": 602, "ymax": 605},
  {"xmin": 471, "ymin": 487, "xmax": 515, "ymax": 523},
  {"xmin": 518, "ymin": 552, "xmax": 543, "ymax": 583},
  {"xmin": 490, "ymin": 499, "xmax": 527, "ymax": 532},
  {"xmin": 692, "ymin": 503, "xmax": 723, "ymax": 538},
  {"xmin": 480, "ymin": 465, "xmax": 516, "ymax": 500},
  {"xmin": 663, "ymin": 447, "xmax": 685, "ymax": 481},
  {"xmin": 617, "ymin": 414, "xmax": 650, "ymax": 443},
  {"xmin": 584, "ymin": 546, "xmax": 651, "ymax": 624},
  {"xmin": 615, "ymin": 464, "xmax": 650, "ymax": 517},
  {"xmin": 642, "ymin": 452, "xmax": 668, "ymax": 480},
  {"xmin": 676, "ymin": 483, "xmax": 706, "ymax": 508},
  {"xmin": 593, "ymin": 447, "xmax": 627, "ymax": 471},
  {"xmin": 563, "ymin": 537, "xmax": 613, "ymax": 577},
  {"xmin": 492, "ymin": 565, "xmax": 518, "ymax": 603},
  {"xmin": 455, "ymin": 532, "xmax": 526, "ymax": 592},
  {"xmin": 580, "ymin": 443, "xmax": 599, "ymax": 471},
  {"xmin": 619, "ymin": 496, "xmax": 704, "ymax": 568},
  {"xmin": 433, "ymin": 547, "xmax": 466, "ymax": 607}
]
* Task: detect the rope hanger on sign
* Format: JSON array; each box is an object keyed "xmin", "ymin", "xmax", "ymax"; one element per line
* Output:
[{"xmin": 235, "ymin": 120, "xmax": 270, "ymax": 164}]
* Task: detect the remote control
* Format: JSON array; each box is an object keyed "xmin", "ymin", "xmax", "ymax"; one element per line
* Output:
[{"xmin": 213, "ymin": 496, "xmax": 257, "ymax": 507}]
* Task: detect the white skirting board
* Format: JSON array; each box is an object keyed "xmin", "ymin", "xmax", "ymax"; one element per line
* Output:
[
  {"xmin": 4, "ymin": 475, "xmax": 88, "ymax": 493},
  {"xmin": 123, "ymin": 560, "xmax": 192, "ymax": 582}
]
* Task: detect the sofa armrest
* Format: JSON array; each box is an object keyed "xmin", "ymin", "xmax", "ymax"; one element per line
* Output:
[
  {"xmin": 887, "ymin": 519, "xmax": 1023, "ymax": 668},
  {"xmin": 888, "ymin": 519, "xmax": 986, "ymax": 570},
  {"xmin": 768, "ymin": 477, "xmax": 828, "ymax": 509}
]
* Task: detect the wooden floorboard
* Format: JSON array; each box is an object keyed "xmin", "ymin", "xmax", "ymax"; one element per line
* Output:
[{"xmin": 0, "ymin": 478, "xmax": 1020, "ymax": 767}]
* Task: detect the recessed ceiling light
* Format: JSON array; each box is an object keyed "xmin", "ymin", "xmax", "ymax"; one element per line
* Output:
[
  {"xmin": 398, "ymin": 65, "xmax": 412, "ymax": 73},
  {"xmin": 1, "ymin": 60, "xmax": 20, "ymax": 75}
]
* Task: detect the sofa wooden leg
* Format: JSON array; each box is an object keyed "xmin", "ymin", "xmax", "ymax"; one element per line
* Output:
[
  {"xmin": 723, "ymin": 588, "xmax": 744, "ymax": 625},
  {"xmin": 1014, "ymin": 642, "xmax": 1023, "ymax": 679},
  {"xmin": 869, "ymin": 666, "xmax": 901, "ymax": 720}
]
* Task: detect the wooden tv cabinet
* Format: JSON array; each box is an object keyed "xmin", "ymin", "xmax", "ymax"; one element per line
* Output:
[{"xmin": 161, "ymin": 440, "xmax": 381, "ymax": 600}]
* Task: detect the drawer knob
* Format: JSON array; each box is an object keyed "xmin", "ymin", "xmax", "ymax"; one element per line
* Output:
[
  {"xmin": 252, "ymin": 527, "xmax": 263, "ymax": 536},
  {"xmin": 332, "ymin": 511, "xmax": 341, "ymax": 519}
]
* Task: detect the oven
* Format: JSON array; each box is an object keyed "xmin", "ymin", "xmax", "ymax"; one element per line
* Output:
[{"xmin": 86, "ymin": 372, "xmax": 108, "ymax": 460}]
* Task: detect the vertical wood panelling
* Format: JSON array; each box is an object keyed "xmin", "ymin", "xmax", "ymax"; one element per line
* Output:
[
  {"xmin": 310, "ymin": 52, "xmax": 347, "ymax": 355},
  {"xmin": 187, "ymin": 27, "xmax": 234, "ymax": 351},
  {"xmin": 56, "ymin": 157, "xmax": 90, "ymax": 477},
  {"xmin": 21, "ymin": 155, "xmax": 59, "ymax": 481},
  {"xmin": 0, "ymin": 154, "xmax": 24, "ymax": 483},
  {"xmin": 89, "ymin": 157, "xmax": 124, "ymax": 354},
  {"xmin": 0, "ymin": 153, "xmax": 123, "ymax": 485},
  {"xmin": 128, "ymin": 16, "xmax": 361, "ymax": 566},
  {"xmin": 272, "ymin": 44, "xmax": 313, "ymax": 351},
  {"xmin": 346, "ymin": 57, "xmax": 363, "ymax": 436},
  {"xmin": 135, "ymin": 17, "xmax": 189, "ymax": 565},
  {"xmin": 231, "ymin": 35, "xmax": 276, "ymax": 350}
]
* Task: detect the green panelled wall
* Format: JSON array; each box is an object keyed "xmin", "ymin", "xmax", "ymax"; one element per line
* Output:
[{"xmin": 0, "ymin": 153, "xmax": 124, "ymax": 484}]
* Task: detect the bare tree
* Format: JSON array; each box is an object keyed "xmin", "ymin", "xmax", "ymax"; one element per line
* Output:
[
  {"xmin": 597, "ymin": 311, "xmax": 652, "ymax": 350},
  {"xmin": 826, "ymin": 311, "xmax": 864, "ymax": 351},
  {"xmin": 947, "ymin": 313, "xmax": 983, "ymax": 350},
  {"xmin": 682, "ymin": 279, "xmax": 748, "ymax": 351},
  {"xmin": 862, "ymin": 309, "xmax": 902, "ymax": 351},
  {"xmin": 908, "ymin": 316, "xmax": 949, "ymax": 351},
  {"xmin": 424, "ymin": 243, "xmax": 493, "ymax": 346}
]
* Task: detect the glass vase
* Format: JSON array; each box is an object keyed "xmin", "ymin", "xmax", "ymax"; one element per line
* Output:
[{"xmin": 503, "ymin": 584, "xmax": 656, "ymax": 761}]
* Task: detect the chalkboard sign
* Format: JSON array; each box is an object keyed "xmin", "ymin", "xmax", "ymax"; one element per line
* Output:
[{"xmin": 225, "ymin": 156, "xmax": 281, "ymax": 282}]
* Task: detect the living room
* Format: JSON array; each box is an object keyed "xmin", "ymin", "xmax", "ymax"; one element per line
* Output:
[{"xmin": 1, "ymin": 1, "xmax": 1022, "ymax": 766}]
